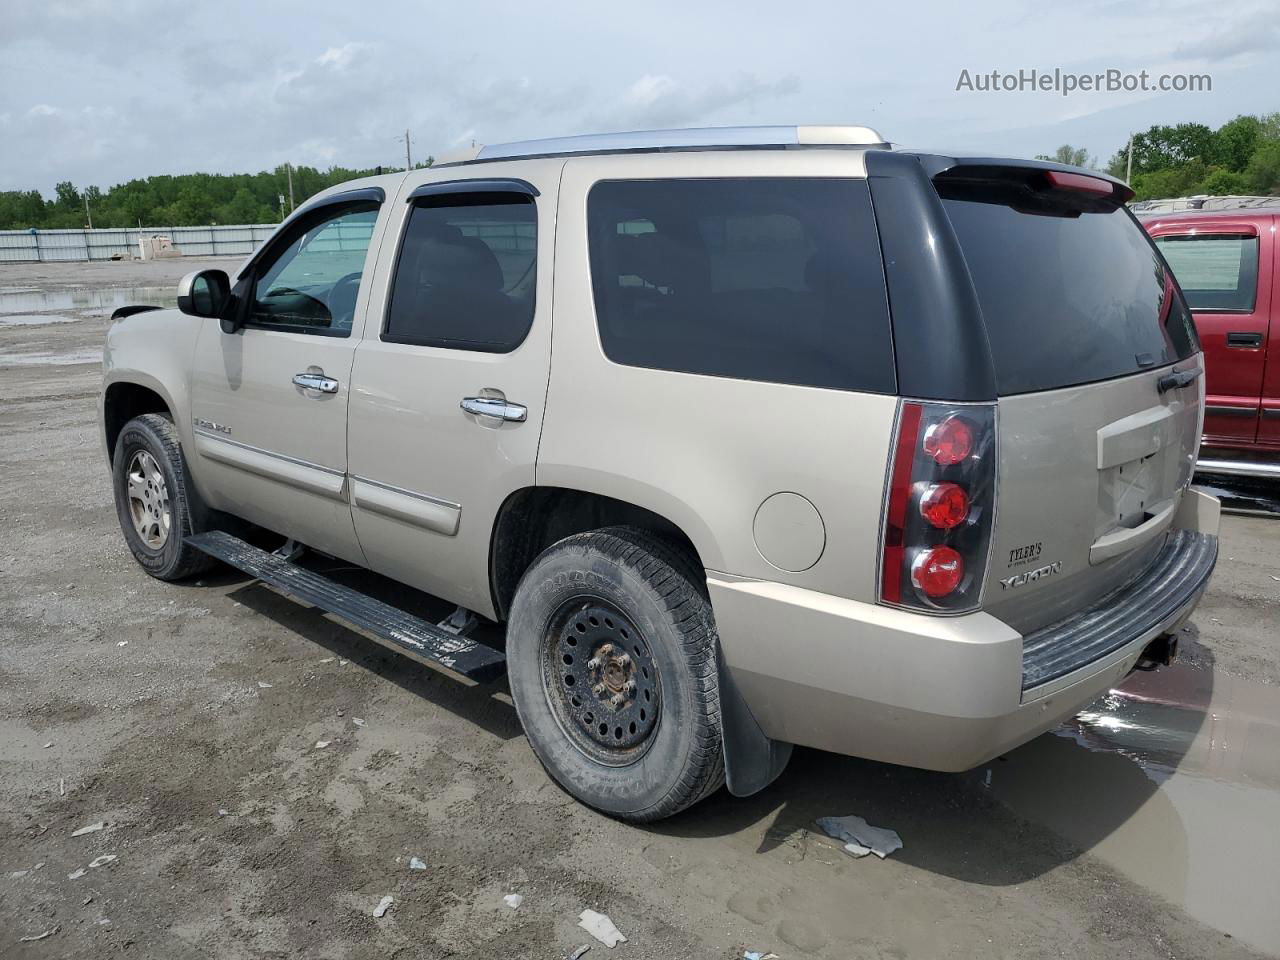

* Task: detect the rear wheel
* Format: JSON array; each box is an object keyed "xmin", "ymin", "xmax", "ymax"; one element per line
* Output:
[
  {"xmin": 111, "ymin": 413, "xmax": 213, "ymax": 581},
  {"xmin": 506, "ymin": 526, "xmax": 724, "ymax": 821}
]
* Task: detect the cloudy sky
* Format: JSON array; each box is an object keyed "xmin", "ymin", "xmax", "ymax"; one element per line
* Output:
[{"xmin": 1, "ymin": 0, "xmax": 1278, "ymax": 195}]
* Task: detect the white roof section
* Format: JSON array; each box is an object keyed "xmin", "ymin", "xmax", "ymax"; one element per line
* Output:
[{"xmin": 435, "ymin": 125, "xmax": 889, "ymax": 166}]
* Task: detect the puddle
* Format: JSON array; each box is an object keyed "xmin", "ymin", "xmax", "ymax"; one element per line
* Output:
[
  {"xmin": 0, "ymin": 349, "xmax": 103, "ymax": 367},
  {"xmin": 991, "ymin": 659, "xmax": 1280, "ymax": 952},
  {"xmin": 1195, "ymin": 477, "xmax": 1280, "ymax": 517},
  {"xmin": 0, "ymin": 314, "xmax": 82, "ymax": 327},
  {"xmin": 0, "ymin": 285, "xmax": 176, "ymax": 317}
]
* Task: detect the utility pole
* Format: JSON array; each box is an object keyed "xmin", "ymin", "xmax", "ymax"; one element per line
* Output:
[
  {"xmin": 396, "ymin": 129, "xmax": 413, "ymax": 170},
  {"xmin": 1126, "ymin": 135, "xmax": 1134, "ymax": 183},
  {"xmin": 286, "ymin": 163, "xmax": 295, "ymax": 212},
  {"xmin": 83, "ymin": 193, "xmax": 93, "ymax": 230}
]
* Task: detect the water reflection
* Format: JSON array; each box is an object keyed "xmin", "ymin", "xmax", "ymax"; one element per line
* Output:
[
  {"xmin": 992, "ymin": 658, "xmax": 1280, "ymax": 952},
  {"xmin": 0, "ymin": 286, "xmax": 176, "ymax": 317}
]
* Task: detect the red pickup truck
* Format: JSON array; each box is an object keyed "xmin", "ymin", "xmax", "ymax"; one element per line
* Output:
[{"xmin": 1142, "ymin": 210, "xmax": 1280, "ymax": 479}]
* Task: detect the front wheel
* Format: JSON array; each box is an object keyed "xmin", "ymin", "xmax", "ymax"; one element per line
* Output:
[
  {"xmin": 111, "ymin": 413, "xmax": 213, "ymax": 581},
  {"xmin": 506, "ymin": 527, "xmax": 724, "ymax": 821}
]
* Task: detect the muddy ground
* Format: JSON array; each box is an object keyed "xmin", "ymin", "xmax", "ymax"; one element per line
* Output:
[{"xmin": 2, "ymin": 257, "xmax": 1279, "ymax": 959}]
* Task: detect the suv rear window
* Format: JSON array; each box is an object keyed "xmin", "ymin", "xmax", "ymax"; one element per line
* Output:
[
  {"xmin": 1152, "ymin": 234, "xmax": 1259, "ymax": 312},
  {"xmin": 587, "ymin": 178, "xmax": 895, "ymax": 393},
  {"xmin": 938, "ymin": 175, "xmax": 1199, "ymax": 395}
]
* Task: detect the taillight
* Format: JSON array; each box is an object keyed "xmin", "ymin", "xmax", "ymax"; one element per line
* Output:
[
  {"xmin": 880, "ymin": 401, "xmax": 996, "ymax": 612},
  {"xmin": 918, "ymin": 482, "xmax": 969, "ymax": 529},
  {"xmin": 912, "ymin": 546, "xmax": 964, "ymax": 598}
]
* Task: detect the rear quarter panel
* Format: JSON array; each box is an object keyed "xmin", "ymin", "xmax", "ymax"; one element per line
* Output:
[{"xmin": 540, "ymin": 151, "xmax": 897, "ymax": 601}]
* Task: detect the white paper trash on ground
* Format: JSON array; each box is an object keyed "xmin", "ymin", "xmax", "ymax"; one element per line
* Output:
[
  {"xmin": 816, "ymin": 814, "xmax": 903, "ymax": 859},
  {"xmin": 373, "ymin": 895, "xmax": 394, "ymax": 918},
  {"xmin": 578, "ymin": 909, "xmax": 627, "ymax": 947},
  {"xmin": 503, "ymin": 893, "xmax": 523, "ymax": 909}
]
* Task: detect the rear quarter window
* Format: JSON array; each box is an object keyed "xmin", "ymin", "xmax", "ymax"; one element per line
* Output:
[
  {"xmin": 1152, "ymin": 234, "xmax": 1259, "ymax": 312},
  {"xmin": 586, "ymin": 178, "xmax": 895, "ymax": 394}
]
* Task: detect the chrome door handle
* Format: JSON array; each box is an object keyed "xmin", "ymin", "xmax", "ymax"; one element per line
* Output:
[
  {"xmin": 292, "ymin": 372, "xmax": 339, "ymax": 394},
  {"xmin": 460, "ymin": 396, "xmax": 527, "ymax": 422}
]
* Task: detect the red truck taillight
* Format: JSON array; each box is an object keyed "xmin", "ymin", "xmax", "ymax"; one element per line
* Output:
[{"xmin": 879, "ymin": 401, "xmax": 997, "ymax": 613}]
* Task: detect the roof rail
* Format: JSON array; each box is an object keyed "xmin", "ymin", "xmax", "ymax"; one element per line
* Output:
[{"xmin": 434, "ymin": 125, "xmax": 890, "ymax": 166}]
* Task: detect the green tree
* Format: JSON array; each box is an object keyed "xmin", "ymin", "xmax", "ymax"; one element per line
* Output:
[
  {"xmin": 1035, "ymin": 144, "xmax": 1094, "ymax": 168},
  {"xmin": 1244, "ymin": 140, "xmax": 1280, "ymax": 195},
  {"xmin": 1211, "ymin": 115, "xmax": 1262, "ymax": 171}
]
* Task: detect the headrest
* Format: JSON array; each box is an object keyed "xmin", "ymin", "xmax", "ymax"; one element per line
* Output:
[
  {"xmin": 612, "ymin": 231, "xmax": 705, "ymax": 292},
  {"xmin": 415, "ymin": 229, "xmax": 504, "ymax": 292}
]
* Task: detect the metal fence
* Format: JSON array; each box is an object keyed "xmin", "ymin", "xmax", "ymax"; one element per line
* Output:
[{"xmin": 0, "ymin": 224, "xmax": 283, "ymax": 263}]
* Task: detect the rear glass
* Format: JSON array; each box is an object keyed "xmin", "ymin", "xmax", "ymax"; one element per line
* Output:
[
  {"xmin": 940, "ymin": 187, "xmax": 1199, "ymax": 395},
  {"xmin": 587, "ymin": 178, "xmax": 895, "ymax": 393},
  {"xmin": 1152, "ymin": 234, "xmax": 1258, "ymax": 312}
]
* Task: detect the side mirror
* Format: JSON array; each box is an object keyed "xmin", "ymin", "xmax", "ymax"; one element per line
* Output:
[{"xmin": 176, "ymin": 269, "xmax": 230, "ymax": 319}]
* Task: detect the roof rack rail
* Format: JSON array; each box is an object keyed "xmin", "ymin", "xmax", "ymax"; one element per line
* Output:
[{"xmin": 434, "ymin": 125, "xmax": 890, "ymax": 166}]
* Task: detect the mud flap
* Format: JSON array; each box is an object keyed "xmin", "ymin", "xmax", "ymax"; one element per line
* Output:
[{"xmin": 717, "ymin": 653, "xmax": 792, "ymax": 797}]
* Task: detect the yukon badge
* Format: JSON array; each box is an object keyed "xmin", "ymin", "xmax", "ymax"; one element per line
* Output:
[{"xmin": 1000, "ymin": 561, "xmax": 1062, "ymax": 590}]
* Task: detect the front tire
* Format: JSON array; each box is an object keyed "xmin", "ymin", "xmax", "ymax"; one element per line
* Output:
[
  {"xmin": 111, "ymin": 413, "xmax": 213, "ymax": 581},
  {"xmin": 506, "ymin": 527, "xmax": 724, "ymax": 821}
]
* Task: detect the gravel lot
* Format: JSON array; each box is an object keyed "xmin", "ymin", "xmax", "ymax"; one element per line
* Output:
[{"xmin": 2, "ymin": 258, "xmax": 1279, "ymax": 959}]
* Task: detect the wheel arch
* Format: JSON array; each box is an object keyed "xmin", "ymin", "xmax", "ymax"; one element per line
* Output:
[
  {"xmin": 103, "ymin": 376, "xmax": 176, "ymax": 465},
  {"xmin": 488, "ymin": 486, "xmax": 708, "ymax": 623}
]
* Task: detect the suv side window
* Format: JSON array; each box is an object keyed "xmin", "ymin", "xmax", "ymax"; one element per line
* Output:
[
  {"xmin": 248, "ymin": 203, "xmax": 379, "ymax": 337},
  {"xmin": 1153, "ymin": 234, "xmax": 1259, "ymax": 312},
  {"xmin": 586, "ymin": 178, "xmax": 895, "ymax": 393},
  {"xmin": 384, "ymin": 193, "xmax": 537, "ymax": 352}
]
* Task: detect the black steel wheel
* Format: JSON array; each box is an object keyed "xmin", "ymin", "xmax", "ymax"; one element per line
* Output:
[
  {"xmin": 542, "ymin": 598, "xmax": 661, "ymax": 765},
  {"xmin": 507, "ymin": 527, "xmax": 725, "ymax": 821}
]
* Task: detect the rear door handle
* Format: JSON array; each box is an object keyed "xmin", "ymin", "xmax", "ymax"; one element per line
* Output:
[
  {"xmin": 292, "ymin": 372, "xmax": 339, "ymax": 394},
  {"xmin": 1226, "ymin": 332, "xmax": 1263, "ymax": 348},
  {"xmin": 460, "ymin": 396, "xmax": 527, "ymax": 422}
]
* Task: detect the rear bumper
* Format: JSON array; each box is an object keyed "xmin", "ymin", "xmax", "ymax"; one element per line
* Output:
[
  {"xmin": 1196, "ymin": 456, "xmax": 1280, "ymax": 479},
  {"xmin": 710, "ymin": 497, "xmax": 1219, "ymax": 772}
]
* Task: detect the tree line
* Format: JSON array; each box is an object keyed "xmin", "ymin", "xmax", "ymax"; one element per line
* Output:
[
  {"xmin": 1039, "ymin": 113, "xmax": 1280, "ymax": 201},
  {"xmin": 0, "ymin": 162, "xmax": 430, "ymax": 232},
  {"xmin": 3, "ymin": 114, "xmax": 1278, "ymax": 230}
]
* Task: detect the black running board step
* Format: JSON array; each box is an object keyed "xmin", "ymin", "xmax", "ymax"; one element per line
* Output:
[{"xmin": 186, "ymin": 530, "xmax": 506, "ymax": 683}]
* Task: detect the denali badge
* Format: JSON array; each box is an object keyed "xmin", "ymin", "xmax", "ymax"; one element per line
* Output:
[
  {"xmin": 193, "ymin": 417, "xmax": 231, "ymax": 435},
  {"xmin": 999, "ymin": 561, "xmax": 1062, "ymax": 590}
]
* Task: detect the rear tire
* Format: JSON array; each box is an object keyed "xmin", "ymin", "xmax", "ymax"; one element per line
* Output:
[
  {"xmin": 506, "ymin": 526, "xmax": 724, "ymax": 821},
  {"xmin": 111, "ymin": 413, "xmax": 214, "ymax": 581}
]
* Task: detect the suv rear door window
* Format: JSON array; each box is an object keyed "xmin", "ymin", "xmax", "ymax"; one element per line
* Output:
[
  {"xmin": 587, "ymin": 178, "xmax": 895, "ymax": 394},
  {"xmin": 1152, "ymin": 234, "xmax": 1259, "ymax": 312},
  {"xmin": 938, "ymin": 176, "xmax": 1198, "ymax": 395},
  {"xmin": 384, "ymin": 193, "xmax": 537, "ymax": 352}
]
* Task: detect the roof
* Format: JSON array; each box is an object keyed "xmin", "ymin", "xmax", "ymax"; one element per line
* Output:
[{"xmin": 434, "ymin": 125, "xmax": 889, "ymax": 166}]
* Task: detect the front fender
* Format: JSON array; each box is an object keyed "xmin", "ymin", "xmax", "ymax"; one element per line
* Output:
[{"xmin": 102, "ymin": 308, "xmax": 205, "ymax": 463}]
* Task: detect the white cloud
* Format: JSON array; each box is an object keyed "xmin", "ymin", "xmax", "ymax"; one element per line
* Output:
[
  {"xmin": 27, "ymin": 104, "xmax": 59, "ymax": 117},
  {"xmin": 1173, "ymin": 9, "xmax": 1280, "ymax": 61},
  {"xmin": 315, "ymin": 42, "xmax": 372, "ymax": 71}
]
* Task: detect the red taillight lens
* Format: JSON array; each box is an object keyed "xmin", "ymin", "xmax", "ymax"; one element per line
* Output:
[
  {"xmin": 911, "ymin": 546, "xmax": 964, "ymax": 598},
  {"xmin": 919, "ymin": 482, "xmax": 969, "ymax": 529},
  {"xmin": 879, "ymin": 401, "xmax": 996, "ymax": 613},
  {"xmin": 923, "ymin": 415, "xmax": 973, "ymax": 465}
]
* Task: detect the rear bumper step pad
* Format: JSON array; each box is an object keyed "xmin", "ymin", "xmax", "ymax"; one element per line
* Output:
[
  {"xmin": 1021, "ymin": 529, "xmax": 1218, "ymax": 691},
  {"xmin": 185, "ymin": 531, "xmax": 506, "ymax": 683}
]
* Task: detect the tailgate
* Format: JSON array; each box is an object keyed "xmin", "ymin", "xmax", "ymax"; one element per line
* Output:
[
  {"xmin": 988, "ymin": 361, "xmax": 1203, "ymax": 632},
  {"xmin": 932, "ymin": 163, "xmax": 1204, "ymax": 633}
]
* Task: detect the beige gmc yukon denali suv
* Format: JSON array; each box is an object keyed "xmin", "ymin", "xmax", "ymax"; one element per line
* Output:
[{"xmin": 100, "ymin": 126, "xmax": 1221, "ymax": 820}]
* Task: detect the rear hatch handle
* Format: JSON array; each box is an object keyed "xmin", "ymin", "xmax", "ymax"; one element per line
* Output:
[{"xmin": 1156, "ymin": 366, "xmax": 1202, "ymax": 394}]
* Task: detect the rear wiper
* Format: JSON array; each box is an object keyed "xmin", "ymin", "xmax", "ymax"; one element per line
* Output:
[{"xmin": 1156, "ymin": 366, "xmax": 1202, "ymax": 394}]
